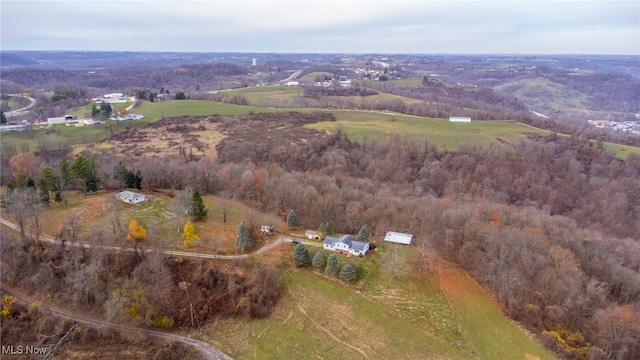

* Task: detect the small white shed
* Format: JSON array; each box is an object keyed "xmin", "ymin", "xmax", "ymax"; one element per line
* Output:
[{"xmin": 384, "ymin": 231, "xmax": 413, "ymax": 245}]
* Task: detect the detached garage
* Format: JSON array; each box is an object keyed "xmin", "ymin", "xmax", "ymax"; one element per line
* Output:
[
  {"xmin": 384, "ymin": 231, "xmax": 413, "ymax": 245},
  {"xmin": 117, "ymin": 191, "xmax": 146, "ymax": 204}
]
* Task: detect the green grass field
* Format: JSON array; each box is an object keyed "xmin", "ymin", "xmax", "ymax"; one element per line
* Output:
[
  {"xmin": 2, "ymin": 98, "xmax": 638, "ymax": 158},
  {"xmin": 308, "ymin": 111, "xmax": 550, "ymax": 150},
  {"xmin": 219, "ymin": 85, "xmax": 304, "ymax": 105},
  {"xmin": 197, "ymin": 245, "xmax": 555, "ymax": 359},
  {"xmin": 297, "ymin": 71, "xmax": 334, "ymax": 83},
  {"xmin": 68, "ymin": 102, "xmax": 132, "ymax": 118},
  {"xmin": 2, "ymin": 97, "xmax": 21, "ymax": 111},
  {"xmin": 134, "ymin": 99, "xmax": 286, "ymax": 121}
]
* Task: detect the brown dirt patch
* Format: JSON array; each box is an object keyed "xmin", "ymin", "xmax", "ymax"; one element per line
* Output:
[{"xmin": 86, "ymin": 112, "xmax": 335, "ymax": 160}]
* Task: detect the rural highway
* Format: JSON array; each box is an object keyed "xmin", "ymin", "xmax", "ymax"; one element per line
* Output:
[
  {"xmin": 0, "ymin": 285, "xmax": 233, "ymax": 360},
  {"xmin": 5, "ymin": 93, "xmax": 37, "ymax": 116},
  {"xmin": 280, "ymin": 70, "xmax": 301, "ymax": 83}
]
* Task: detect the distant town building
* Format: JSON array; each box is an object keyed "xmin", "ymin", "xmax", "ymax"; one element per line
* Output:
[
  {"xmin": 47, "ymin": 117, "xmax": 68, "ymax": 125},
  {"xmin": 103, "ymin": 93, "xmax": 124, "ymax": 99},
  {"xmin": 252, "ymin": 58, "xmax": 257, "ymax": 66},
  {"xmin": 0, "ymin": 124, "xmax": 29, "ymax": 132},
  {"xmin": 285, "ymin": 81, "xmax": 299, "ymax": 87},
  {"xmin": 449, "ymin": 116, "xmax": 471, "ymax": 123}
]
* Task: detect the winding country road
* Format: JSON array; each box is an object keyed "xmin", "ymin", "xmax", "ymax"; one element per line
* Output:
[
  {"xmin": 0, "ymin": 285, "xmax": 232, "ymax": 360},
  {"xmin": 0, "ymin": 217, "xmax": 319, "ymax": 359},
  {"xmin": 0, "ymin": 217, "xmax": 319, "ymax": 260},
  {"xmin": 5, "ymin": 93, "xmax": 37, "ymax": 117}
]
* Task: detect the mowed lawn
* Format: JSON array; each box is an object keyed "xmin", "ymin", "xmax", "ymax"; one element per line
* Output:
[{"xmin": 20, "ymin": 191, "xmax": 285, "ymax": 256}]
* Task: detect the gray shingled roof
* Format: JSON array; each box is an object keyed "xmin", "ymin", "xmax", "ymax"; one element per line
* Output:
[
  {"xmin": 350, "ymin": 240, "xmax": 368, "ymax": 251},
  {"xmin": 323, "ymin": 236, "xmax": 340, "ymax": 245},
  {"xmin": 338, "ymin": 235, "xmax": 355, "ymax": 246}
]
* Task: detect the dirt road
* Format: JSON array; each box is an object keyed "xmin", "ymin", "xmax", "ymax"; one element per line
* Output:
[{"xmin": 1, "ymin": 285, "xmax": 232, "ymax": 360}]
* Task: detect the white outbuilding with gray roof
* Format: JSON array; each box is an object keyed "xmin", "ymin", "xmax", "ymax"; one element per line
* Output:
[{"xmin": 384, "ymin": 231, "xmax": 413, "ymax": 245}]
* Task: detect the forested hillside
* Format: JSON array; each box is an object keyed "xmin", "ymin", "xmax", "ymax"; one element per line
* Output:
[{"xmin": 64, "ymin": 113, "xmax": 638, "ymax": 358}]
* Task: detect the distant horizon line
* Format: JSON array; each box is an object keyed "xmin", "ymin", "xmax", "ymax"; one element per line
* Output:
[{"xmin": 1, "ymin": 49, "xmax": 638, "ymax": 57}]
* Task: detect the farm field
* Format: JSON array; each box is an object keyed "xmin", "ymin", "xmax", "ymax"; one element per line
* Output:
[
  {"xmin": 197, "ymin": 246, "xmax": 556, "ymax": 359},
  {"xmin": 3, "ymin": 99, "xmax": 638, "ymax": 158},
  {"xmin": 296, "ymin": 71, "xmax": 334, "ymax": 83},
  {"xmin": 134, "ymin": 99, "xmax": 288, "ymax": 121},
  {"xmin": 221, "ymin": 84, "xmax": 423, "ymax": 107},
  {"xmin": 309, "ymin": 111, "xmax": 550, "ymax": 149},
  {"xmin": 219, "ymin": 85, "xmax": 304, "ymax": 105}
]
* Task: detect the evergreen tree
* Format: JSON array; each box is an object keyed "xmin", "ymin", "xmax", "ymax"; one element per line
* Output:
[
  {"xmin": 318, "ymin": 222, "xmax": 327, "ymax": 237},
  {"xmin": 286, "ymin": 209, "xmax": 299, "ymax": 227},
  {"xmin": 1, "ymin": 110, "xmax": 7, "ymax": 124},
  {"xmin": 292, "ymin": 243, "xmax": 310, "ymax": 267},
  {"xmin": 190, "ymin": 189, "xmax": 208, "ymax": 221},
  {"xmin": 91, "ymin": 103, "xmax": 99, "ymax": 117},
  {"xmin": 356, "ymin": 226, "xmax": 371, "ymax": 242},
  {"xmin": 312, "ymin": 251, "xmax": 325, "ymax": 269},
  {"xmin": 69, "ymin": 155, "xmax": 99, "ymax": 197},
  {"xmin": 100, "ymin": 102, "xmax": 112, "ymax": 117},
  {"xmin": 339, "ymin": 264, "xmax": 357, "ymax": 282},
  {"xmin": 39, "ymin": 166, "xmax": 58, "ymax": 206},
  {"xmin": 58, "ymin": 158, "xmax": 71, "ymax": 204},
  {"xmin": 325, "ymin": 221, "xmax": 336, "ymax": 236},
  {"xmin": 325, "ymin": 254, "xmax": 339, "ymax": 276},
  {"xmin": 317, "ymin": 221, "xmax": 337, "ymax": 238},
  {"xmin": 236, "ymin": 221, "xmax": 252, "ymax": 253}
]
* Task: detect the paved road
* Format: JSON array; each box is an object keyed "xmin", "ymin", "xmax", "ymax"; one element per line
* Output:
[
  {"xmin": 5, "ymin": 93, "xmax": 37, "ymax": 116},
  {"xmin": 280, "ymin": 70, "xmax": 301, "ymax": 83},
  {"xmin": 0, "ymin": 285, "xmax": 233, "ymax": 360}
]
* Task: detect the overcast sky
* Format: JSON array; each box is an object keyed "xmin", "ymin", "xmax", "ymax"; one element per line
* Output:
[{"xmin": 1, "ymin": 0, "xmax": 638, "ymax": 55}]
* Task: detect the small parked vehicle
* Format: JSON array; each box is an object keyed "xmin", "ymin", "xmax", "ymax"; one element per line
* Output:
[{"xmin": 292, "ymin": 240, "xmax": 301, "ymax": 245}]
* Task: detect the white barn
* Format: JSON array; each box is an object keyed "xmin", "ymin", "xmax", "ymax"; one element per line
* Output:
[
  {"xmin": 117, "ymin": 191, "xmax": 145, "ymax": 204},
  {"xmin": 449, "ymin": 116, "xmax": 471, "ymax": 123},
  {"xmin": 384, "ymin": 231, "xmax": 413, "ymax": 245}
]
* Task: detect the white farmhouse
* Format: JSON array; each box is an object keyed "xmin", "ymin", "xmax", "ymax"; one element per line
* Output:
[
  {"xmin": 117, "ymin": 190, "xmax": 146, "ymax": 204},
  {"xmin": 323, "ymin": 234, "xmax": 369, "ymax": 256}
]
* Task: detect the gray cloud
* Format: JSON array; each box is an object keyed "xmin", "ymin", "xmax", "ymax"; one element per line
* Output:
[{"xmin": 1, "ymin": 0, "xmax": 638, "ymax": 54}]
